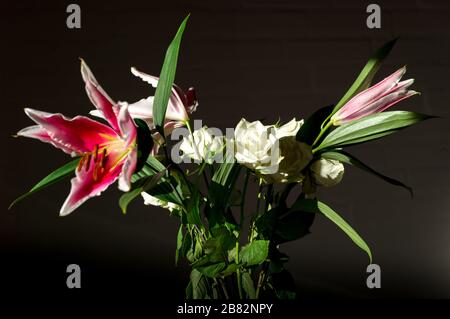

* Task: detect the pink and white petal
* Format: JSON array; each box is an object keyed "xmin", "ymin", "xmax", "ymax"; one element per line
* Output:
[
  {"xmin": 17, "ymin": 125, "xmax": 80, "ymax": 155},
  {"xmin": 127, "ymin": 96, "xmax": 155, "ymax": 119},
  {"xmin": 59, "ymin": 156, "xmax": 123, "ymax": 216},
  {"xmin": 384, "ymin": 78, "xmax": 415, "ymax": 96},
  {"xmin": 151, "ymin": 142, "xmax": 161, "ymax": 156},
  {"xmin": 118, "ymin": 147, "xmax": 137, "ymax": 192},
  {"xmin": 24, "ymin": 108, "xmax": 118, "ymax": 153},
  {"xmin": 185, "ymin": 87, "xmax": 199, "ymax": 113},
  {"xmin": 163, "ymin": 120, "xmax": 185, "ymax": 136},
  {"xmin": 89, "ymin": 109, "xmax": 104, "ymax": 119},
  {"xmin": 337, "ymin": 67, "xmax": 407, "ymax": 119},
  {"xmin": 117, "ymin": 103, "xmax": 137, "ymax": 146},
  {"xmin": 167, "ymin": 93, "xmax": 189, "ymax": 122},
  {"xmin": 131, "ymin": 67, "xmax": 160, "ymax": 88},
  {"xmin": 372, "ymin": 90, "xmax": 419, "ymax": 114},
  {"xmin": 81, "ymin": 59, "xmax": 120, "ymax": 132},
  {"xmin": 131, "ymin": 66, "xmax": 185, "ymax": 94}
]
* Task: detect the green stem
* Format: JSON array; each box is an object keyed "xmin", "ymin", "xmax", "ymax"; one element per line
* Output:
[
  {"xmin": 240, "ymin": 169, "xmax": 250, "ymax": 228},
  {"xmin": 219, "ymin": 278, "xmax": 229, "ymax": 299},
  {"xmin": 255, "ymin": 262, "xmax": 269, "ymax": 299},
  {"xmin": 321, "ymin": 112, "xmax": 333, "ymax": 130},
  {"xmin": 185, "ymin": 120, "xmax": 202, "ymax": 163},
  {"xmin": 256, "ymin": 181, "xmax": 263, "ymax": 216},
  {"xmin": 312, "ymin": 120, "xmax": 333, "ymax": 148},
  {"xmin": 202, "ymin": 169, "xmax": 209, "ymax": 188},
  {"xmin": 235, "ymin": 241, "xmax": 243, "ymax": 299},
  {"xmin": 264, "ymin": 184, "xmax": 274, "ymax": 212}
]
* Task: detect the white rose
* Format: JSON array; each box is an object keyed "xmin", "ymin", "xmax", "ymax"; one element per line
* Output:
[
  {"xmin": 180, "ymin": 126, "xmax": 224, "ymax": 164},
  {"xmin": 234, "ymin": 118, "xmax": 312, "ymax": 183},
  {"xmin": 141, "ymin": 192, "xmax": 181, "ymax": 213},
  {"xmin": 310, "ymin": 158, "xmax": 345, "ymax": 187},
  {"xmin": 234, "ymin": 119, "xmax": 281, "ymax": 175},
  {"xmin": 264, "ymin": 137, "xmax": 312, "ymax": 183}
]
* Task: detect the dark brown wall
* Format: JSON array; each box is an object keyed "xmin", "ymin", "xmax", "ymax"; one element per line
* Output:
[{"xmin": 1, "ymin": 0, "xmax": 449, "ymax": 299}]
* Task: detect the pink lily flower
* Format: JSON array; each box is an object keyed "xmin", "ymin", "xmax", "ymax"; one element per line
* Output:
[
  {"xmin": 90, "ymin": 67, "xmax": 197, "ymax": 132},
  {"xmin": 331, "ymin": 66, "xmax": 419, "ymax": 125},
  {"xmin": 17, "ymin": 61, "xmax": 138, "ymax": 216}
]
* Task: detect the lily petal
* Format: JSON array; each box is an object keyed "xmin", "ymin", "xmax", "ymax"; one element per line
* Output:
[
  {"xmin": 17, "ymin": 125, "xmax": 76, "ymax": 155},
  {"xmin": 344, "ymin": 90, "xmax": 418, "ymax": 122},
  {"xmin": 22, "ymin": 108, "xmax": 118, "ymax": 154},
  {"xmin": 118, "ymin": 147, "xmax": 137, "ymax": 192},
  {"xmin": 59, "ymin": 154, "xmax": 124, "ymax": 216},
  {"xmin": 81, "ymin": 59, "xmax": 121, "ymax": 132},
  {"xmin": 117, "ymin": 103, "xmax": 137, "ymax": 146}
]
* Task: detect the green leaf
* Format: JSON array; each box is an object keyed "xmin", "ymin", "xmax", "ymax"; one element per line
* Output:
[
  {"xmin": 206, "ymin": 162, "xmax": 241, "ymax": 227},
  {"xmin": 185, "ymin": 281, "xmax": 193, "ymax": 299},
  {"xmin": 219, "ymin": 263, "xmax": 240, "ymax": 277},
  {"xmin": 331, "ymin": 38, "xmax": 398, "ymax": 116},
  {"xmin": 204, "ymin": 227, "xmax": 236, "ymax": 259},
  {"xmin": 315, "ymin": 111, "xmax": 433, "ymax": 151},
  {"xmin": 186, "ymin": 189, "xmax": 202, "ymax": 226},
  {"xmin": 9, "ymin": 158, "xmax": 79, "ymax": 209},
  {"xmin": 131, "ymin": 155, "xmax": 166, "ymax": 182},
  {"xmin": 240, "ymin": 240, "xmax": 269, "ymax": 266},
  {"xmin": 175, "ymin": 224, "xmax": 184, "ymax": 265},
  {"xmin": 190, "ymin": 269, "xmax": 209, "ymax": 299},
  {"xmin": 132, "ymin": 156, "xmax": 184, "ymax": 206},
  {"xmin": 242, "ymin": 272, "xmax": 256, "ymax": 299},
  {"xmin": 197, "ymin": 262, "xmax": 226, "ymax": 278},
  {"xmin": 119, "ymin": 169, "xmax": 166, "ymax": 214},
  {"xmin": 321, "ymin": 150, "xmax": 413, "ymax": 195},
  {"xmin": 153, "ymin": 15, "xmax": 189, "ymax": 137},
  {"xmin": 192, "ymin": 227, "xmax": 236, "ymax": 271},
  {"xmin": 292, "ymin": 199, "xmax": 372, "ymax": 263},
  {"xmin": 186, "ymin": 236, "xmax": 202, "ymax": 263}
]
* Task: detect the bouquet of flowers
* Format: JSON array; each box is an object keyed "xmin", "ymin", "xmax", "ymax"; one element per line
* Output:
[{"xmin": 11, "ymin": 16, "xmax": 433, "ymax": 299}]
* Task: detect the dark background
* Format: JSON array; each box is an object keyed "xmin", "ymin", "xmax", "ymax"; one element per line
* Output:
[{"xmin": 1, "ymin": 0, "xmax": 449, "ymax": 302}]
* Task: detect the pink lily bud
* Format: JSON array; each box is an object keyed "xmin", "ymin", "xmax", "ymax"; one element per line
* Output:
[{"xmin": 331, "ymin": 66, "xmax": 419, "ymax": 125}]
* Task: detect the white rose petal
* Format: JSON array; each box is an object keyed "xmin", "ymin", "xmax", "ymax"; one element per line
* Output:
[{"xmin": 273, "ymin": 118, "xmax": 304, "ymax": 139}]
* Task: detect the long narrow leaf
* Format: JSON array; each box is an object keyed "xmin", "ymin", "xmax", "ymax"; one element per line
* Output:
[
  {"xmin": 131, "ymin": 156, "xmax": 168, "ymax": 182},
  {"xmin": 292, "ymin": 198, "xmax": 372, "ymax": 262},
  {"xmin": 321, "ymin": 150, "xmax": 413, "ymax": 195},
  {"xmin": 315, "ymin": 111, "xmax": 432, "ymax": 151},
  {"xmin": 153, "ymin": 15, "xmax": 189, "ymax": 137},
  {"xmin": 9, "ymin": 158, "xmax": 79, "ymax": 208}
]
